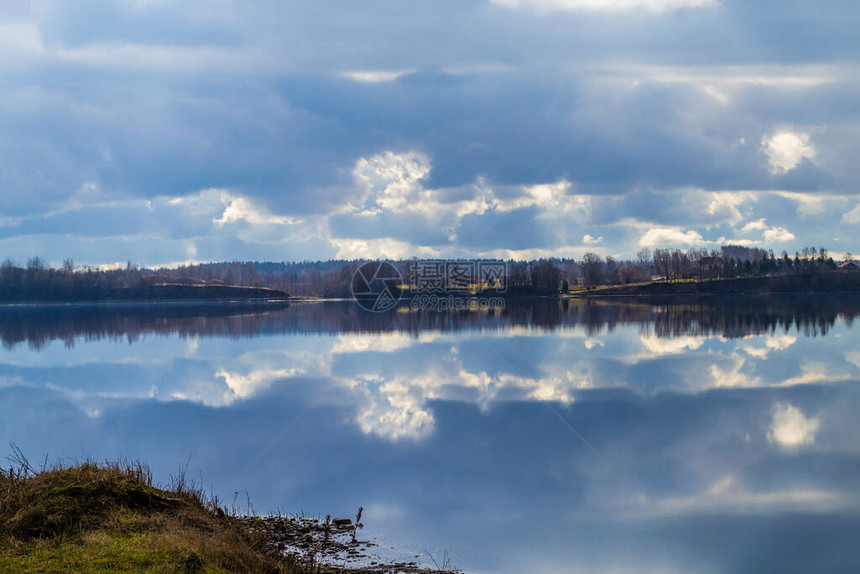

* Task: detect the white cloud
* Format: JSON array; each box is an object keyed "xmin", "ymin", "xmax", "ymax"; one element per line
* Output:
[
  {"xmin": 342, "ymin": 358, "xmax": 597, "ymax": 441},
  {"xmin": 331, "ymin": 333, "xmax": 415, "ymax": 354},
  {"xmin": 775, "ymin": 362, "xmax": 852, "ymax": 387},
  {"xmin": 638, "ymin": 226, "xmax": 707, "ymax": 247},
  {"xmin": 709, "ymin": 355, "xmax": 760, "ymax": 388},
  {"xmin": 843, "ymin": 204, "xmax": 860, "ymax": 224},
  {"xmin": 168, "ymin": 188, "xmax": 300, "ymax": 227},
  {"xmin": 347, "ymin": 374, "xmax": 438, "ymax": 441},
  {"xmin": 739, "ymin": 217, "xmax": 795, "ymax": 243},
  {"xmin": 475, "ymin": 246, "xmax": 593, "ymax": 261},
  {"xmin": 584, "ymin": 338, "xmax": 605, "ymax": 349},
  {"xmin": 342, "ymin": 69, "xmax": 414, "ymax": 83},
  {"xmin": 583, "ymin": 234, "xmax": 603, "ymax": 244},
  {"xmin": 743, "ymin": 335, "xmax": 797, "ymax": 359},
  {"xmin": 216, "ymin": 367, "xmax": 303, "ymax": 401},
  {"xmin": 354, "ymin": 151, "xmax": 432, "ymax": 212},
  {"xmin": 356, "ymin": 383, "xmax": 436, "ymax": 441},
  {"xmin": 704, "ymin": 192, "xmax": 751, "ymax": 226},
  {"xmin": 741, "ymin": 218, "xmax": 769, "ymax": 232},
  {"xmin": 640, "ymin": 334, "xmax": 704, "ymax": 355},
  {"xmin": 343, "ymin": 151, "xmax": 599, "ymax": 260},
  {"xmin": 168, "ymin": 366, "xmax": 305, "ymax": 407},
  {"xmin": 215, "ymin": 196, "xmax": 299, "ymax": 227},
  {"xmin": 762, "ymin": 226, "xmax": 796, "ymax": 242},
  {"xmin": 452, "ymin": 178, "xmax": 495, "ymax": 218},
  {"xmin": 761, "ymin": 130, "xmax": 816, "ymax": 173},
  {"xmin": 330, "ymin": 237, "xmax": 433, "ymax": 260},
  {"xmin": 516, "ymin": 371, "xmax": 590, "ymax": 402},
  {"xmin": 768, "ymin": 403, "xmax": 820, "ymax": 449},
  {"xmin": 492, "ymin": 180, "xmax": 588, "ymax": 215},
  {"xmin": 490, "ymin": 0, "xmax": 719, "ymax": 14}
]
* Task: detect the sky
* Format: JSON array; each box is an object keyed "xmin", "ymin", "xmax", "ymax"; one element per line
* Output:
[{"xmin": 1, "ymin": 0, "xmax": 859, "ymax": 266}]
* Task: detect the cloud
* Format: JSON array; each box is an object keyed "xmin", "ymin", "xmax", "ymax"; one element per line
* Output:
[
  {"xmin": 583, "ymin": 234, "xmax": 603, "ymax": 244},
  {"xmin": 738, "ymin": 218, "xmax": 795, "ymax": 244},
  {"xmin": 342, "ymin": 69, "xmax": 415, "ymax": 83},
  {"xmin": 843, "ymin": 204, "xmax": 860, "ymax": 225},
  {"xmin": 584, "ymin": 338, "xmax": 605, "ymax": 349},
  {"xmin": 331, "ymin": 333, "xmax": 416, "ymax": 355},
  {"xmin": 215, "ymin": 368, "xmax": 303, "ymax": 403},
  {"xmin": 709, "ymin": 355, "xmax": 760, "ymax": 389},
  {"xmin": 774, "ymin": 362, "xmax": 853, "ymax": 388},
  {"xmin": 337, "ymin": 152, "xmax": 599, "ymax": 257},
  {"xmin": 330, "ymin": 237, "xmax": 431, "ymax": 260},
  {"xmin": 354, "ymin": 376, "xmax": 437, "ymax": 441},
  {"xmin": 743, "ymin": 335, "xmax": 797, "ymax": 359},
  {"xmin": 630, "ymin": 483, "xmax": 846, "ymax": 518},
  {"xmin": 490, "ymin": 0, "xmax": 719, "ymax": 14},
  {"xmin": 640, "ymin": 335, "xmax": 704, "ymax": 355},
  {"xmin": 761, "ymin": 131, "xmax": 816, "ymax": 174},
  {"xmin": 703, "ymin": 192, "xmax": 751, "ymax": 227},
  {"xmin": 490, "ymin": 180, "xmax": 587, "ymax": 215},
  {"xmin": 0, "ymin": 0, "xmax": 857, "ymax": 264},
  {"xmin": 741, "ymin": 218, "xmax": 769, "ymax": 232},
  {"xmin": 767, "ymin": 403, "xmax": 820, "ymax": 450},
  {"xmin": 762, "ymin": 226, "xmax": 796, "ymax": 242},
  {"xmin": 638, "ymin": 227, "xmax": 707, "ymax": 247},
  {"xmin": 165, "ymin": 189, "xmax": 302, "ymax": 229},
  {"xmin": 354, "ymin": 151, "xmax": 432, "ymax": 212},
  {"xmin": 214, "ymin": 196, "xmax": 299, "ymax": 227}
]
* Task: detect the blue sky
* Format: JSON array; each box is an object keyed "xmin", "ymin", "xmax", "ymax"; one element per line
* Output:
[{"xmin": 1, "ymin": 0, "xmax": 859, "ymax": 265}]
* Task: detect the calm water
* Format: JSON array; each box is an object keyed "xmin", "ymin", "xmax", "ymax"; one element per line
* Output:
[{"xmin": 2, "ymin": 297, "xmax": 860, "ymax": 573}]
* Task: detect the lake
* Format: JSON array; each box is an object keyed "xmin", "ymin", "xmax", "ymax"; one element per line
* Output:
[{"xmin": 2, "ymin": 296, "xmax": 859, "ymax": 573}]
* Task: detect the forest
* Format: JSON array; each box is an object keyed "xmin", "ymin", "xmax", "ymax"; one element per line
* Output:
[{"xmin": 0, "ymin": 245, "xmax": 855, "ymax": 302}]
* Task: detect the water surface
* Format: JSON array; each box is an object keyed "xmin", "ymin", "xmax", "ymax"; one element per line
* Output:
[{"xmin": 2, "ymin": 296, "xmax": 859, "ymax": 573}]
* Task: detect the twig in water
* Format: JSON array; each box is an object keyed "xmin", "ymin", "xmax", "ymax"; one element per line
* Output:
[{"xmin": 352, "ymin": 506, "xmax": 364, "ymax": 543}]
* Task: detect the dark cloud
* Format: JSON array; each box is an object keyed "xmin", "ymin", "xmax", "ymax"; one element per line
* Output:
[{"xmin": 0, "ymin": 0, "xmax": 858, "ymax": 262}]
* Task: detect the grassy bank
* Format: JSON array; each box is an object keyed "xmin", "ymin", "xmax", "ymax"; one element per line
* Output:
[
  {"xmin": 0, "ymin": 453, "xmax": 311, "ymax": 573},
  {"xmin": 0, "ymin": 451, "xmax": 457, "ymax": 573}
]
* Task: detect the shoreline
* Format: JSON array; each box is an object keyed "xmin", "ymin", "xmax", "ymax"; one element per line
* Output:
[
  {"xmin": 2, "ymin": 270, "xmax": 859, "ymax": 307},
  {"xmin": 0, "ymin": 458, "xmax": 460, "ymax": 574},
  {"xmin": 3, "ymin": 289, "xmax": 860, "ymax": 308}
]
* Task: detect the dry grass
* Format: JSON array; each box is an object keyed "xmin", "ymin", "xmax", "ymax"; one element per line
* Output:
[
  {"xmin": 0, "ymin": 446, "xmax": 460, "ymax": 574},
  {"xmin": 0, "ymin": 446, "xmax": 314, "ymax": 573}
]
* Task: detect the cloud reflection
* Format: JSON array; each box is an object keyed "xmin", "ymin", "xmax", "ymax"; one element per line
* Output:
[{"xmin": 1, "ymin": 299, "xmax": 860, "ymax": 573}]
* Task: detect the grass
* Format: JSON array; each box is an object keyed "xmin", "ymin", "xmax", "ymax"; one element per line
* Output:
[
  {"xmin": 0, "ymin": 447, "xmax": 320, "ymax": 573},
  {"xmin": 0, "ymin": 446, "xmax": 460, "ymax": 573}
]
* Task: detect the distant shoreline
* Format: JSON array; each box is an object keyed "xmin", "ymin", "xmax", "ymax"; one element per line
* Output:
[
  {"xmin": 564, "ymin": 271, "xmax": 860, "ymax": 299},
  {"xmin": 3, "ymin": 271, "xmax": 859, "ymax": 305},
  {"xmin": 0, "ymin": 283, "xmax": 290, "ymax": 304}
]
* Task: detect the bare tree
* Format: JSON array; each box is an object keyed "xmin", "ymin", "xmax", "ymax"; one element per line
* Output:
[
  {"xmin": 580, "ymin": 252, "xmax": 606, "ymax": 287},
  {"xmin": 531, "ymin": 259, "xmax": 561, "ymax": 293}
]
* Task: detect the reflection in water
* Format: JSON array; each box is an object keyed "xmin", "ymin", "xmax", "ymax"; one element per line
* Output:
[
  {"xmin": 1, "ymin": 296, "xmax": 860, "ymax": 573},
  {"xmin": 2, "ymin": 294, "xmax": 859, "ymax": 349}
]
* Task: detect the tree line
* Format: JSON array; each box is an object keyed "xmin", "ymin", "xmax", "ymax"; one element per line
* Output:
[
  {"xmin": 574, "ymin": 245, "xmax": 849, "ymax": 288},
  {"xmin": 0, "ymin": 245, "xmax": 854, "ymax": 300}
]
